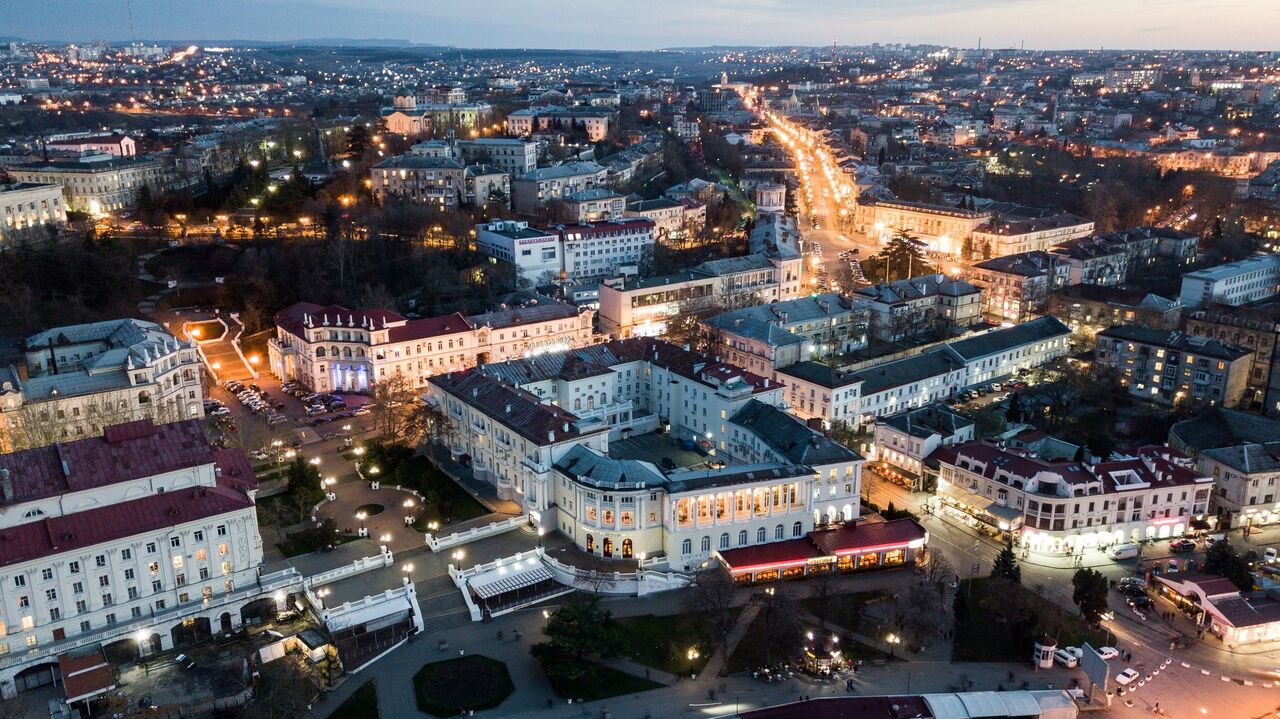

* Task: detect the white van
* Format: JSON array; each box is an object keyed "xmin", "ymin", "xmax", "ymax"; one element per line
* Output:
[
  {"xmin": 1054, "ymin": 649, "xmax": 1079, "ymax": 668},
  {"xmin": 1107, "ymin": 543, "xmax": 1140, "ymax": 561}
]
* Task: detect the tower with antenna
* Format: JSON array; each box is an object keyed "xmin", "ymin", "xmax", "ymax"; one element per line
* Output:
[{"xmin": 126, "ymin": 0, "xmax": 137, "ymax": 45}]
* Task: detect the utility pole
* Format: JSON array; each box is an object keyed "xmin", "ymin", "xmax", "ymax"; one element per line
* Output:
[{"xmin": 126, "ymin": 0, "xmax": 137, "ymax": 44}]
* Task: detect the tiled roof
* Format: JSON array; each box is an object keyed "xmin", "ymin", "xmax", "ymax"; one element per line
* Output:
[
  {"xmin": 809, "ymin": 518, "xmax": 928, "ymax": 556},
  {"xmin": 428, "ymin": 371, "xmax": 602, "ymax": 446},
  {"xmin": 387, "ymin": 312, "xmax": 472, "ymax": 343},
  {"xmin": 0, "ymin": 474, "xmax": 255, "ymax": 569},
  {"xmin": 946, "ymin": 316, "xmax": 1069, "ymax": 361},
  {"xmin": 1098, "ymin": 325, "xmax": 1252, "ymax": 361},
  {"xmin": 730, "ymin": 400, "xmax": 862, "ymax": 466},
  {"xmin": 0, "ymin": 419, "xmax": 217, "ymax": 505}
]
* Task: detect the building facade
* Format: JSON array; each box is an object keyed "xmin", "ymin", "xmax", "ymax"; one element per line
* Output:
[
  {"xmin": 1199, "ymin": 443, "xmax": 1280, "ymax": 530},
  {"xmin": 8, "ymin": 156, "xmax": 181, "ymax": 215},
  {"xmin": 0, "ymin": 183, "xmax": 66, "ymax": 240},
  {"xmin": 0, "ymin": 420, "xmax": 272, "ymax": 698},
  {"xmin": 0, "ymin": 320, "xmax": 206, "ymax": 452},
  {"xmin": 1179, "ymin": 254, "xmax": 1280, "ymax": 308},
  {"xmin": 370, "ymin": 155, "xmax": 465, "ymax": 209},
  {"xmin": 1094, "ymin": 325, "xmax": 1254, "ymax": 407}
]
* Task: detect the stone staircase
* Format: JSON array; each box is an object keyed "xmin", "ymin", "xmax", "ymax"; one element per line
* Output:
[{"xmin": 416, "ymin": 574, "xmax": 473, "ymax": 631}]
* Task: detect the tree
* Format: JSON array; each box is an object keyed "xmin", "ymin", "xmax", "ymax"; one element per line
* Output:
[
  {"xmin": 960, "ymin": 235, "xmax": 974, "ymax": 262},
  {"xmin": 921, "ymin": 549, "xmax": 955, "ymax": 592},
  {"xmin": 1203, "ymin": 539, "xmax": 1254, "ymax": 591},
  {"xmin": 872, "ymin": 229, "xmax": 934, "ymax": 283},
  {"xmin": 990, "ymin": 541, "xmax": 1022, "ymax": 584},
  {"xmin": 1071, "ymin": 568, "xmax": 1110, "ymax": 624},
  {"xmin": 1004, "ymin": 392, "xmax": 1022, "ymax": 423},
  {"xmin": 531, "ymin": 596, "xmax": 623, "ymax": 684},
  {"xmin": 286, "ymin": 455, "xmax": 324, "ymax": 507},
  {"xmin": 370, "ymin": 371, "xmax": 430, "ymax": 445},
  {"xmin": 684, "ymin": 568, "xmax": 739, "ymax": 671},
  {"xmin": 751, "ymin": 584, "xmax": 801, "ymax": 667},
  {"xmin": 899, "ymin": 579, "xmax": 946, "ymax": 651},
  {"xmin": 243, "ymin": 655, "xmax": 320, "ymax": 719},
  {"xmin": 346, "ymin": 123, "xmax": 372, "ymax": 158}
]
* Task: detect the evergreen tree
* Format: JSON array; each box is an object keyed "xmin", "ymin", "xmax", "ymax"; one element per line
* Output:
[
  {"xmin": 990, "ymin": 541, "xmax": 1022, "ymax": 584},
  {"xmin": 876, "ymin": 229, "xmax": 934, "ymax": 282},
  {"xmin": 1005, "ymin": 391, "xmax": 1022, "ymax": 423},
  {"xmin": 1071, "ymin": 568, "xmax": 1110, "ymax": 624},
  {"xmin": 961, "ymin": 235, "xmax": 974, "ymax": 262}
]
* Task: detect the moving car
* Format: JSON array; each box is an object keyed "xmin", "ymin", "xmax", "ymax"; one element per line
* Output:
[
  {"xmin": 1115, "ymin": 668, "xmax": 1139, "ymax": 686},
  {"xmin": 1170, "ymin": 538, "xmax": 1196, "ymax": 553}
]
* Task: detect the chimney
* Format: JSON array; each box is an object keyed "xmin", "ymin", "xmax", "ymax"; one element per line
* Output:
[{"xmin": 0, "ymin": 469, "xmax": 11, "ymax": 503}]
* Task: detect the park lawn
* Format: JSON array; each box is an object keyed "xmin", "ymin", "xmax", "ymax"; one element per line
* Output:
[
  {"xmin": 544, "ymin": 661, "xmax": 662, "ymax": 702},
  {"xmin": 616, "ymin": 611, "xmax": 737, "ymax": 675},
  {"xmin": 398, "ymin": 457, "xmax": 489, "ymax": 525},
  {"xmin": 327, "ymin": 680, "xmax": 378, "ymax": 719},
  {"xmin": 725, "ymin": 611, "xmax": 803, "ymax": 674},
  {"xmin": 953, "ymin": 577, "xmax": 1108, "ymax": 662},
  {"xmin": 414, "ymin": 655, "xmax": 513, "ymax": 717},
  {"xmin": 799, "ymin": 589, "xmax": 887, "ymax": 631},
  {"xmin": 277, "ymin": 529, "xmax": 366, "ymax": 558}
]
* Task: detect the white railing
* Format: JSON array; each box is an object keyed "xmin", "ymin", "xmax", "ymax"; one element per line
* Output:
[
  {"xmin": 228, "ymin": 313, "xmax": 260, "ymax": 379},
  {"xmin": 425, "ymin": 515, "xmax": 529, "ymax": 552},
  {"xmin": 317, "ymin": 579, "xmax": 423, "ymax": 635},
  {"xmin": 302, "ymin": 546, "xmax": 394, "ymax": 587}
]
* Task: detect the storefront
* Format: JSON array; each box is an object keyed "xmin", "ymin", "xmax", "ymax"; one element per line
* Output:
[
  {"xmin": 934, "ymin": 486, "xmax": 1023, "ymax": 541},
  {"xmin": 716, "ymin": 518, "xmax": 928, "ymax": 584},
  {"xmin": 1156, "ymin": 572, "xmax": 1280, "ymax": 647}
]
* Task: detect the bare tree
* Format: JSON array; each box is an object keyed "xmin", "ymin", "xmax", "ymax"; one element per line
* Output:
[
  {"xmin": 684, "ymin": 567, "xmax": 739, "ymax": 671},
  {"xmin": 243, "ymin": 656, "xmax": 321, "ymax": 719},
  {"xmin": 898, "ymin": 579, "xmax": 946, "ymax": 652},
  {"xmin": 808, "ymin": 569, "xmax": 840, "ymax": 630},
  {"xmin": 921, "ymin": 549, "xmax": 955, "ymax": 592},
  {"xmin": 752, "ymin": 583, "xmax": 802, "ymax": 667},
  {"xmin": 370, "ymin": 371, "xmax": 429, "ymax": 445}
]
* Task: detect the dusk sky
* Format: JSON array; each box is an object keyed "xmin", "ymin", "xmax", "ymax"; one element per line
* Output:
[{"xmin": 6, "ymin": 0, "xmax": 1278, "ymax": 51}]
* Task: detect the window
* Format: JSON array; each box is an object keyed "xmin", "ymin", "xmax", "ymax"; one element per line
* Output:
[
  {"xmin": 793, "ymin": 521, "xmax": 803, "ymax": 537},
  {"xmin": 72, "ymin": 581, "xmax": 83, "ymax": 594},
  {"xmin": 199, "ymin": 567, "xmax": 209, "ymax": 581},
  {"xmin": 79, "ymin": 621, "xmax": 91, "ymax": 634},
  {"xmin": 45, "ymin": 588, "xmax": 57, "ymax": 601},
  {"xmin": 155, "ymin": 600, "xmax": 166, "ymax": 611},
  {"xmin": 719, "ymin": 533, "xmax": 730, "ymax": 550},
  {"xmin": 152, "ymin": 580, "xmax": 162, "ymax": 593},
  {"xmin": 13, "ymin": 576, "xmax": 25, "ymax": 588},
  {"xmin": 217, "ymin": 525, "xmax": 227, "ymax": 537},
  {"xmin": 681, "ymin": 538, "xmax": 692, "ymax": 555},
  {"xmin": 121, "ymin": 548, "xmax": 132, "ymax": 561},
  {"xmin": 221, "ymin": 561, "xmax": 232, "ymax": 576},
  {"xmin": 95, "ymin": 555, "xmax": 106, "ymax": 568},
  {"xmin": 193, "ymin": 530, "xmax": 204, "ymax": 542},
  {"xmin": 49, "ymin": 607, "xmax": 60, "ymax": 621},
  {"xmin": 146, "ymin": 543, "xmax": 156, "ymax": 554},
  {"xmin": 127, "ymin": 587, "xmax": 138, "ymax": 600},
  {"xmin": 774, "ymin": 524, "xmax": 784, "ymax": 540},
  {"xmin": 75, "ymin": 600, "xmax": 87, "ymax": 614},
  {"xmin": 69, "ymin": 561, "xmax": 80, "ymax": 574},
  {"xmin": 41, "ymin": 568, "xmax": 53, "ymax": 582},
  {"xmin": 98, "ymin": 575, "xmax": 110, "ymax": 587},
  {"xmin": 172, "ymin": 556, "xmax": 184, "ymax": 569},
  {"xmin": 170, "ymin": 537, "xmax": 181, "ymax": 549},
  {"xmin": 101, "ymin": 593, "xmax": 113, "ymax": 607},
  {"xmin": 701, "ymin": 536, "xmax": 711, "ymax": 552},
  {"xmin": 218, "ymin": 543, "xmax": 229, "ymax": 557},
  {"xmin": 756, "ymin": 527, "xmax": 766, "ymax": 543},
  {"xmin": 195, "ymin": 549, "xmax": 207, "ymax": 562},
  {"xmin": 124, "ymin": 569, "xmax": 134, "ymax": 581},
  {"xmin": 738, "ymin": 530, "xmax": 748, "ymax": 546}
]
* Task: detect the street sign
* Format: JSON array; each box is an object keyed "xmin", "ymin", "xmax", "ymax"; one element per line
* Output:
[{"xmin": 1080, "ymin": 643, "xmax": 1109, "ymax": 693}]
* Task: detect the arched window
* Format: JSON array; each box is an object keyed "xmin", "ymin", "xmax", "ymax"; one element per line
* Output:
[
  {"xmin": 586, "ymin": 534, "xmax": 594, "ymax": 553},
  {"xmin": 774, "ymin": 524, "xmax": 784, "ymax": 540},
  {"xmin": 719, "ymin": 533, "xmax": 729, "ymax": 550},
  {"xmin": 792, "ymin": 521, "xmax": 803, "ymax": 538},
  {"xmin": 738, "ymin": 530, "xmax": 748, "ymax": 546},
  {"xmin": 756, "ymin": 527, "xmax": 766, "ymax": 543},
  {"xmin": 700, "ymin": 536, "xmax": 711, "ymax": 553},
  {"xmin": 137, "ymin": 391, "xmax": 150, "ymax": 404},
  {"xmin": 316, "ymin": 347, "xmax": 326, "ymax": 357},
  {"xmin": 681, "ymin": 538, "xmax": 692, "ymax": 555}
]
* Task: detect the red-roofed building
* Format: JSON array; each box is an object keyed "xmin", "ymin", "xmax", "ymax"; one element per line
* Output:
[
  {"xmin": 929, "ymin": 439, "xmax": 1214, "ymax": 555},
  {"xmin": 1157, "ymin": 571, "xmax": 1280, "ymax": 646},
  {"xmin": 0, "ymin": 420, "xmax": 282, "ymax": 699},
  {"xmin": 267, "ymin": 296, "xmax": 592, "ymax": 393},
  {"xmin": 716, "ymin": 518, "xmax": 928, "ymax": 583}
]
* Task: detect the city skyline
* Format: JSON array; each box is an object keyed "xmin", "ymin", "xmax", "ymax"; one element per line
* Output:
[{"xmin": 7, "ymin": 0, "xmax": 1279, "ymax": 52}]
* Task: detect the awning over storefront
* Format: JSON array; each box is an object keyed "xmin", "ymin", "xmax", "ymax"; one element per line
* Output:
[
  {"xmin": 717, "ymin": 539, "xmax": 824, "ymax": 573},
  {"xmin": 937, "ymin": 484, "xmax": 992, "ymax": 510},
  {"xmin": 469, "ymin": 563, "xmax": 556, "ymax": 599},
  {"xmin": 717, "ymin": 518, "xmax": 928, "ymax": 577}
]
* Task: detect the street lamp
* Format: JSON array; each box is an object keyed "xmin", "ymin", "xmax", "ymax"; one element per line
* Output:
[
  {"xmin": 356, "ymin": 511, "xmax": 367, "ymax": 532},
  {"xmin": 402, "ymin": 562, "xmax": 414, "ymax": 582},
  {"xmin": 886, "ymin": 632, "xmax": 900, "ymax": 659}
]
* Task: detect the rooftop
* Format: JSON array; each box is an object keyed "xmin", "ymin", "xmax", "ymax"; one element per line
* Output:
[{"xmin": 1098, "ymin": 325, "xmax": 1252, "ymax": 361}]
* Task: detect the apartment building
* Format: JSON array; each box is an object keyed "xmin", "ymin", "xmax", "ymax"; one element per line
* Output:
[
  {"xmin": 871, "ymin": 403, "xmax": 975, "ymax": 490},
  {"xmin": 45, "ymin": 134, "xmax": 136, "ymax": 158},
  {"xmin": 970, "ymin": 251, "xmax": 1068, "ymax": 323},
  {"xmin": 0, "ymin": 420, "xmax": 272, "ymax": 698},
  {"xmin": 511, "ymin": 162, "xmax": 608, "ymax": 215},
  {"xmin": 853, "ymin": 198, "xmax": 989, "ymax": 256},
  {"xmin": 456, "ymin": 138, "xmax": 538, "ymax": 175},
  {"xmin": 1199, "ymin": 442, "xmax": 1280, "ymax": 530},
  {"xmin": 507, "ymin": 106, "xmax": 613, "ymax": 142},
  {"xmin": 0, "ymin": 320, "xmax": 206, "ymax": 452},
  {"xmin": 1047, "ymin": 285, "xmax": 1182, "ymax": 334},
  {"xmin": 474, "ymin": 220, "xmax": 562, "ymax": 282},
  {"xmin": 1184, "ymin": 303, "xmax": 1280, "ymax": 418},
  {"xmin": 0, "ymin": 183, "xmax": 66, "ymax": 240},
  {"xmin": 8, "ymin": 156, "xmax": 180, "ymax": 215},
  {"xmin": 852, "ymin": 274, "xmax": 982, "ymax": 341},
  {"xmin": 267, "ymin": 297, "xmax": 593, "ymax": 393},
  {"xmin": 369, "ymin": 155, "xmax": 465, "ymax": 209},
  {"xmin": 554, "ymin": 218, "xmax": 656, "ymax": 283},
  {"xmin": 704, "ymin": 294, "xmax": 870, "ymax": 377},
  {"xmin": 932, "ymin": 441, "xmax": 1213, "ymax": 554},
  {"xmin": 624, "ymin": 198, "xmax": 686, "ymax": 243},
  {"xmin": 779, "ymin": 316, "xmax": 1072, "ymax": 427},
  {"xmin": 969, "ymin": 214, "xmax": 1095, "ymax": 257},
  {"xmin": 1094, "ymin": 325, "xmax": 1254, "ymax": 407},
  {"xmin": 563, "ymin": 189, "xmax": 626, "ymax": 223},
  {"xmin": 1179, "ymin": 254, "xmax": 1280, "ymax": 308}
]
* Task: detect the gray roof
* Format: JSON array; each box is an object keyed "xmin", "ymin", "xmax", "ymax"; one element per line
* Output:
[
  {"xmin": 372, "ymin": 155, "xmax": 463, "ymax": 170},
  {"xmin": 730, "ymin": 399, "xmax": 862, "ymax": 466},
  {"xmin": 706, "ymin": 293, "xmax": 859, "ymax": 330},
  {"xmin": 467, "ymin": 298, "xmax": 579, "ymax": 330},
  {"xmin": 776, "ymin": 361, "xmax": 863, "ymax": 389},
  {"xmin": 17, "ymin": 319, "xmax": 192, "ymax": 402},
  {"xmin": 566, "ymin": 188, "xmax": 623, "ymax": 202},
  {"xmin": 665, "ymin": 463, "xmax": 815, "ymax": 494},
  {"xmin": 854, "ymin": 273, "xmax": 980, "ymax": 306},
  {"xmin": 1098, "ymin": 325, "xmax": 1252, "ymax": 361},
  {"xmin": 851, "ymin": 349, "xmax": 967, "ymax": 395},
  {"xmin": 1169, "ymin": 408, "xmax": 1280, "ymax": 453},
  {"xmin": 947, "ymin": 316, "xmax": 1070, "ymax": 361},
  {"xmin": 696, "ymin": 254, "xmax": 775, "ymax": 276},
  {"xmin": 520, "ymin": 161, "xmax": 605, "ymax": 181},
  {"xmin": 878, "ymin": 403, "xmax": 975, "ymax": 439},
  {"xmin": 554, "ymin": 444, "xmax": 666, "ymax": 490},
  {"xmin": 705, "ymin": 317, "xmax": 804, "ymax": 346},
  {"xmin": 1201, "ymin": 443, "xmax": 1280, "ymax": 475}
]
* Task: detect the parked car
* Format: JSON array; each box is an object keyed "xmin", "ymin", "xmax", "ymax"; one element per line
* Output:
[
  {"xmin": 1127, "ymin": 595, "xmax": 1152, "ymax": 609},
  {"xmin": 1266, "ymin": 547, "xmax": 1279, "ymax": 564},
  {"xmin": 1097, "ymin": 646, "xmax": 1120, "ymax": 660},
  {"xmin": 209, "ymin": 407, "xmax": 231, "ymax": 417},
  {"xmin": 1053, "ymin": 649, "xmax": 1078, "ymax": 668},
  {"xmin": 353, "ymin": 406, "xmax": 371, "ymax": 417},
  {"xmin": 1115, "ymin": 668, "xmax": 1139, "ymax": 686},
  {"xmin": 1170, "ymin": 539, "xmax": 1196, "ymax": 553},
  {"xmin": 1064, "ymin": 646, "xmax": 1083, "ymax": 659},
  {"xmin": 306, "ymin": 406, "xmax": 327, "ymax": 417}
]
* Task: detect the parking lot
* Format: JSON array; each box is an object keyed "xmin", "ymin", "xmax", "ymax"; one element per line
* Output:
[{"xmin": 204, "ymin": 373, "xmax": 376, "ymax": 458}]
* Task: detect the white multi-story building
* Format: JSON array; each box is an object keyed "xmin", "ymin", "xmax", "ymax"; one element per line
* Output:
[
  {"xmin": 455, "ymin": 138, "xmax": 538, "ymax": 176},
  {"xmin": 554, "ymin": 218, "xmax": 655, "ymax": 283},
  {"xmin": 853, "ymin": 274, "xmax": 982, "ymax": 341},
  {"xmin": 1179, "ymin": 254, "xmax": 1280, "ymax": 308},
  {"xmin": 871, "ymin": 403, "xmax": 975, "ymax": 489},
  {"xmin": 0, "ymin": 183, "xmax": 66, "ymax": 240},
  {"xmin": 7, "ymin": 156, "xmax": 182, "ymax": 215},
  {"xmin": 778, "ymin": 316, "xmax": 1072, "ymax": 427},
  {"xmin": 507, "ymin": 106, "xmax": 613, "ymax": 142},
  {"xmin": 932, "ymin": 441, "xmax": 1213, "ymax": 554},
  {"xmin": 704, "ymin": 294, "xmax": 870, "ymax": 378},
  {"xmin": 268, "ymin": 297, "xmax": 593, "ymax": 393},
  {"xmin": 563, "ymin": 189, "xmax": 626, "ymax": 223},
  {"xmin": 0, "ymin": 419, "xmax": 275, "ymax": 699},
  {"xmin": 0, "ymin": 320, "xmax": 206, "ymax": 452},
  {"xmin": 1199, "ymin": 443, "xmax": 1280, "ymax": 530},
  {"xmin": 428, "ymin": 339, "xmax": 874, "ymax": 571},
  {"xmin": 474, "ymin": 220, "xmax": 562, "ymax": 282},
  {"xmin": 45, "ymin": 134, "xmax": 136, "ymax": 158}
]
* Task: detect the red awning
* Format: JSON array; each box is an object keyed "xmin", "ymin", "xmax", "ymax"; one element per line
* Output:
[{"xmin": 717, "ymin": 538, "xmax": 823, "ymax": 572}]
